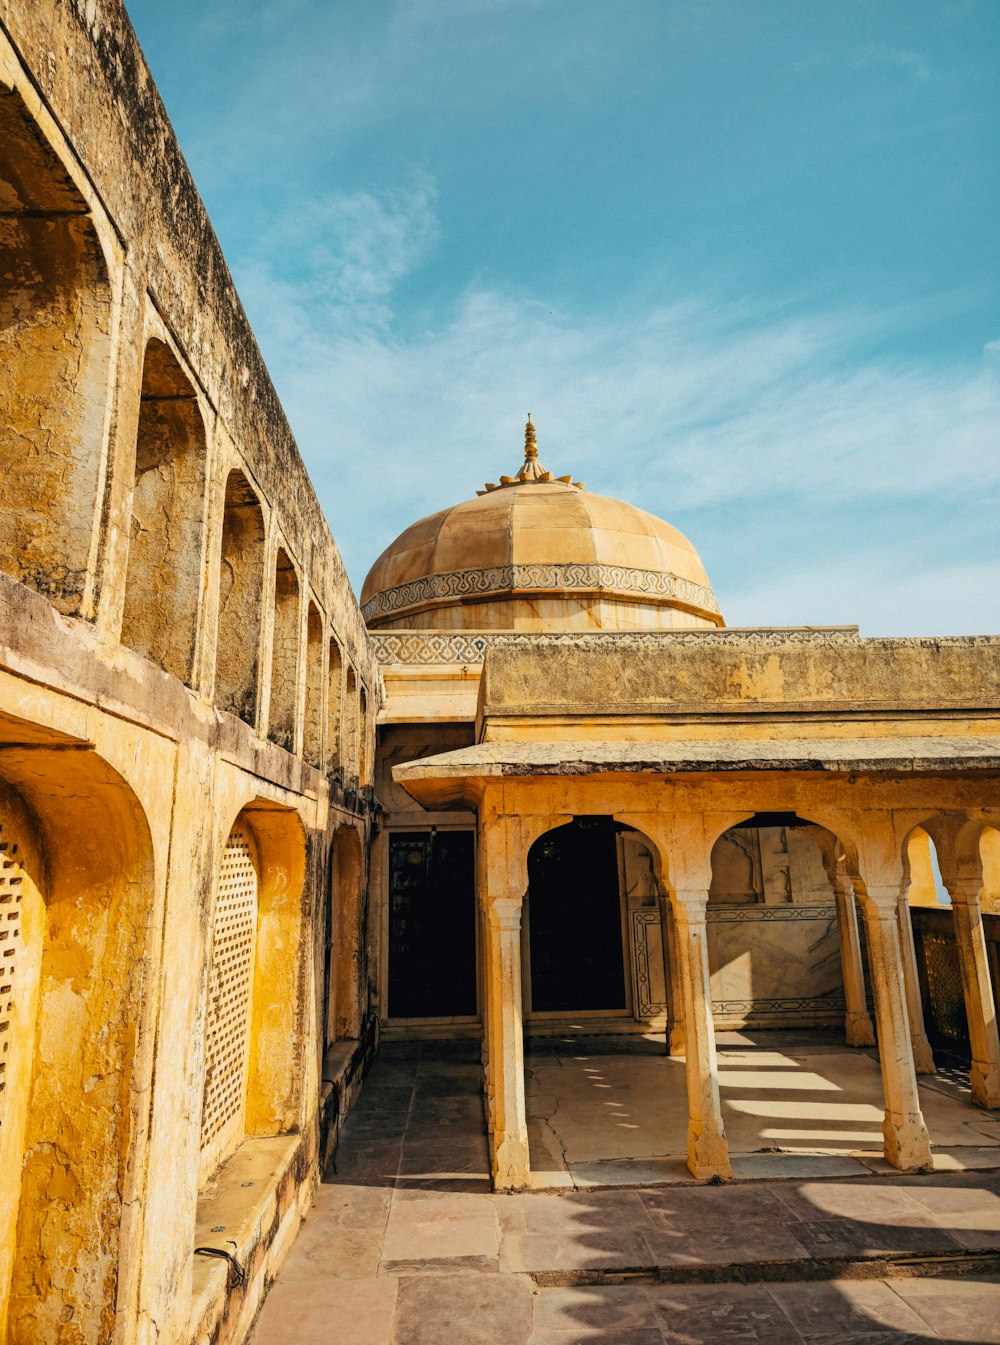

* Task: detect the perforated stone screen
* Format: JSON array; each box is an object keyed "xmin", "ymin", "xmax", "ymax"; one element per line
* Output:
[
  {"xmin": 0, "ymin": 824, "xmax": 24, "ymax": 1125},
  {"xmin": 200, "ymin": 824, "xmax": 258, "ymax": 1163}
]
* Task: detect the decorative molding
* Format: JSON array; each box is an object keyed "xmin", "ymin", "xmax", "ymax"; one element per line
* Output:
[
  {"xmin": 707, "ymin": 905, "xmax": 838, "ymax": 923},
  {"xmin": 371, "ymin": 626, "xmax": 858, "ymax": 667},
  {"xmin": 363, "ymin": 562, "xmax": 721, "ymax": 625},
  {"xmin": 712, "ymin": 996, "xmax": 846, "ymax": 1015},
  {"xmin": 631, "ymin": 910, "xmax": 667, "ymax": 1019}
]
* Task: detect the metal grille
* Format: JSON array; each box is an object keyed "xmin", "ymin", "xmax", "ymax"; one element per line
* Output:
[
  {"xmin": 200, "ymin": 824, "xmax": 258, "ymax": 1153},
  {"xmin": 922, "ymin": 932, "xmax": 967, "ymax": 1046},
  {"xmin": 0, "ymin": 825, "xmax": 24, "ymax": 1126}
]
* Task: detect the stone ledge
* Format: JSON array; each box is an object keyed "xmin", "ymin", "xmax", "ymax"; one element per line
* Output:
[{"xmin": 189, "ymin": 1135, "xmax": 306, "ymax": 1345}]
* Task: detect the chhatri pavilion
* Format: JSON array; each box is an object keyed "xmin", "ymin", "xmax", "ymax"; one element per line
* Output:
[{"xmin": 365, "ymin": 417, "xmax": 1000, "ymax": 1190}]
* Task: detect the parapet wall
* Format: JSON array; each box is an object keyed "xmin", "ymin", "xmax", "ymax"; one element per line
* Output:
[{"xmin": 477, "ymin": 632, "xmax": 1000, "ymax": 726}]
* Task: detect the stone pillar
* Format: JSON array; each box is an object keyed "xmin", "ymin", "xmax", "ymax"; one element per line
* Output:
[
  {"xmin": 658, "ymin": 892, "xmax": 685, "ymax": 1057},
  {"xmin": 833, "ymin": 876, "xmax": 876, "ymax": 1047},
  {"xmin": 896, "ymin": 890, "xmax": 936, "ymax": 1074},
  {"xmin": 861, "ymin": 888, "xmax": 933, "ymax": 1171},
  {"xmin": 945, "ymin": 880, "xmax": 1000, "ymax": 1109},
  {"xmin": 483, "ymin": 893, "xmax": 530, "ymax": 1189},
  {"xmin": 673, "ymin": 890, "xmax": 731, "ymax": 1181}
]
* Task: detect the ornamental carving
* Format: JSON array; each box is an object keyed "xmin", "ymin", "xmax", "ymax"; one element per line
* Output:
[
  {"xmin": 370, "ymin": 626, "xmax": 859, "ymax": 666},
  {"xmin": 362, "ymin": 561, "xmax": 721, "ymax": 624}
]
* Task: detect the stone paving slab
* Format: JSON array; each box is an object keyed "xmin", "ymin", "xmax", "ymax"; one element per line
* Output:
[{"xmin": 250, "ymin": 1044, "xmax": 1000, "ymax": 1345}]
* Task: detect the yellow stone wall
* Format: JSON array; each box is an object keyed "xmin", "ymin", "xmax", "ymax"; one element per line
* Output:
[{"xmin": 0, "ymin": 4, "xmax": 382, "ymax": 1341}]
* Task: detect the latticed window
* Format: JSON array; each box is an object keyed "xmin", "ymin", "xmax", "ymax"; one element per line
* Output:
[
  {"xmin": 200, "ymin": 822, "xmax": 259, "ymax": 1175},
  {"xmin": 0, "ymin": 822, "xmax": 25, "ymax": 1132}
]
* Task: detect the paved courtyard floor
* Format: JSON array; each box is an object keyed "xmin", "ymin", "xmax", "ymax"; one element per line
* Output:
[{"xmin": 251, "ymin": 1036, "xmax": 1000, "ymax": 1344}]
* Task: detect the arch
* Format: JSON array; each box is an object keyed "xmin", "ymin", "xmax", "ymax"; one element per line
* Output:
[
  {"xmin": 344, "ymin": 666, "xmax": 358, "ymax": 780},
  {"xmin": 0, "ymin": 85, "xmax": 114, "ymax": 613},
  {"xmin": 709, "ymin": 813, "xmax": 838, "ymax": 908},
  {"xmin": 525, "ymin": 816, "xmax": 630, "ymax": 1015},
  {"xmin": 903, "ymin": 826, "xmax": 948, "ymax": 908},
  {"xmin": 268, "ymin": 547, "xmax": 300, "ymax": 752},
  {"xmin": 302, "ymin": 601, "xmax": 324, "ymax": 768},
  {"xmin": 330, "ymin": 825, "xmax": 365, "ymax": 1041},
  {"xmin": 121, "ymin": 338, "xmax": 207, "ymax": 680},
  {"xmin": 0, "ymin": 741, "xmax": 154, "ymax": 1342},
  {"xmin": 215, "ymin": 469, "xmax": 265, "ymax": 724},
  {"xmin": 327, "ymin": 638, "xmax": 343, "ymax": 771},
  {"xmin": 199, "ymin": 800, "xmax": 307, "ymax": 1184}
]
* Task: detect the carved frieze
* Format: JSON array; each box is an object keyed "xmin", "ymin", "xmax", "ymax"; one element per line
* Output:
[{"xmin": 362, "ymin": 561, "xmax": 721, "ymax": 625}]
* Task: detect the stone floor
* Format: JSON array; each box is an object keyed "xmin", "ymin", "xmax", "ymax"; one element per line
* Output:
[
  {"xmin": 250, "ymin": 1036, "xmax": 1000, "ymax": 1344},
  {"xmin": 526, "ymin": 1030, "xmax": 1000, "ymax": 1187}
]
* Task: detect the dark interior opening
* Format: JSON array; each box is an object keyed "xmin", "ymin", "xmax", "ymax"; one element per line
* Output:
[
  {"xmin": 388, "ymin": 829, "xmax": 476, "ymax": 1018},
  {"xmin": 527, "ymin": 816, "xmax": 627, "ymax": 1014}
]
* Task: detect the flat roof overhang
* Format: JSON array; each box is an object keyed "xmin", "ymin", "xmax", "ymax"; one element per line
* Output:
[{"xmin": 391, "ymin": 735, "xmax": 1000, "ymax": 808}]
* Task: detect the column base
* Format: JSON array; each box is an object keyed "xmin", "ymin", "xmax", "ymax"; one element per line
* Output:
[
  {"xmin": 491, "ymin": 1129, "xmax": 530, "ymax": 1192},
  {"xmin": 970, "ymin": 1060, "xmax": 1000, "ymax": 1110},
  {"xmin": 845, "ymin": 1012, "xmax": 876, "ymax": 1048},
  {"xmin": 882, "ymin": 1109, "xmax": 933, "ymax": 1171},
  {"xmin": 912, "ymin": 1034, "xmax": 936, "ymax": 1076},
  {"xmin": 687, "ymin": 1124, "xmax": 732, "ymax": 1182},
  {"xmin": 668, "ymin": 1025, "xmax": 686, "ymax": 1058}
]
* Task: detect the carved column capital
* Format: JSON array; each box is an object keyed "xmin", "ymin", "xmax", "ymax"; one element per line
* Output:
[{"xmin": 487, "ymin": 894, "xmax": 523, "ymax": 932}]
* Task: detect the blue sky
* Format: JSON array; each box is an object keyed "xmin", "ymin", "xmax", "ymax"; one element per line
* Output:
[{"xmin": 127, "ymin": 0, "xmax": 1000, "ymax": 633}]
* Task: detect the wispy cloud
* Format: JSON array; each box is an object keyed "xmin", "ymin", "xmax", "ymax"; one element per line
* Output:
[{"xmin": 233, "ymin": 180, "xmax": 1000, "ymax": 635}]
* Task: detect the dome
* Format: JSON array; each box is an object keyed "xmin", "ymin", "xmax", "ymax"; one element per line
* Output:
[{"xmin": 361, "ymin": 419, "xmax": 723, "ymax": 633}]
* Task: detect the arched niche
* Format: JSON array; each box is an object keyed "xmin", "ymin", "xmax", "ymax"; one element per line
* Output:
[
  {"xmin": 302, "ymin": 602, "xmax": 324, "ymax": 769},
  {"xmin": 0, "ymin": 735, "xmax": 153, "ymax": 1342},
  {"xmin": 0, "ymin": 85, "xmax": 114, "ymax": 614},
  {"xmin": 268, "ymin": 548, "xmax": 300, "ymax": 752},
  {"xmin": 358, "ymin": 684, "xmax": 369, "ymax": 786},
  {"xmin": 327, "ymin": 638, "xmax": 343, "ymax": 771},
  {"xmin": 199, "ymin": 801, "xmax": 307, "ymax": 1184},
  {"xmin": 120, "ymin": 339, "xmax": 207, "ymax": 681},
  {"xmin": 344, "ymin": 666, "xmax": 358, "ymax": 779},
  {"xmin": 215, "ymin": 469, "xmax": 265, "ymax": 725},
  {"xmin": 329, "ymin": 824, "xmax": 365, "ymax": 1042}
]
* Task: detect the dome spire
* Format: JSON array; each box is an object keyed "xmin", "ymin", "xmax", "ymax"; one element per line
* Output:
[
  {"xmin": 478, "ymin": 416, "xmax": 585, "ymax": 493},
  {"xmin": 524, "ymin": 413, "xmax": 537, "ymax": 461}
]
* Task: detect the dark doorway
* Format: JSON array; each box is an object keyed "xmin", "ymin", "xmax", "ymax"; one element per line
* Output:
[
  {"xmin": 527, "ymin": 817, "xmax": 627, "ymax": 1013},
  {"xmin": 388, "ymin": 830, "xmax": 476, "ymax": 1018}
]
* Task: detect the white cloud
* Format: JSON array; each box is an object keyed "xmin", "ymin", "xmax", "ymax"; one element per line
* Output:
[{"xmin": 232, "ymin": 181, "xmax": 1000, "ymax": 635}]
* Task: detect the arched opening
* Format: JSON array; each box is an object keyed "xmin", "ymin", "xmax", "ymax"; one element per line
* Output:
[
  {"xmin": 708, "ymin": 813, "xmax": 845, "ymax": 1030},
  {"xmin": 344, "ymin": 666, "xmax": 358, "ymax": 780},
  {"xmin": 330, "ymin": 826, "xmax": 366, "ymax": 1041},
  {"xmin": 215, "ymin": 469, "xmax": 265, "ymax": 725},
  {"xmin": 906, "ymin": 821, "xmax": 1000, "ymax": 1100},
  {"xmin": 703, "ymin": 811, "xmax": 897, "ymax": 1164},
  {"xmin": 525, "ymin": 817, "xmax": 629, "ymax": 1015},
  {"xmin": 302, "ymin": 602, "xmax": 324, "ymax": 768},
  {"xmin": 327, "ymin": 638, "xmax": 343, "ymax": 772},
  {"xmin": 199, "ymin": 802, "xmax": 306, "ymax": 1184},
  {"xmin": 0, "ymin": 86, "xmax": 113, "ymax": 613},
  {"xmin": 268, "ymin": 548, "xmax": 300, "ymax": 752},
  {"xmin": 121, "ymin": 338, "xmax": 206, "ymax": 680},
  {"xmin": 0, "ymin": 735, "xmax": 153, "ymax": 1341}
]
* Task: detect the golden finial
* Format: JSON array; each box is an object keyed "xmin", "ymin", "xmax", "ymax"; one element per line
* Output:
[
  {"xmin": 524, "ymin": 413, "xmax": 537, "ymax": 461},
  {"xmin": 478, "ymin": 414, "xmax": 583, "ymax": 492}
]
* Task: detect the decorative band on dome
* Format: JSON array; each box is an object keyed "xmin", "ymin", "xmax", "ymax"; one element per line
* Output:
[{"xmin": 361, "ymin": 561, "xmax": 721, "ymax": 624}]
